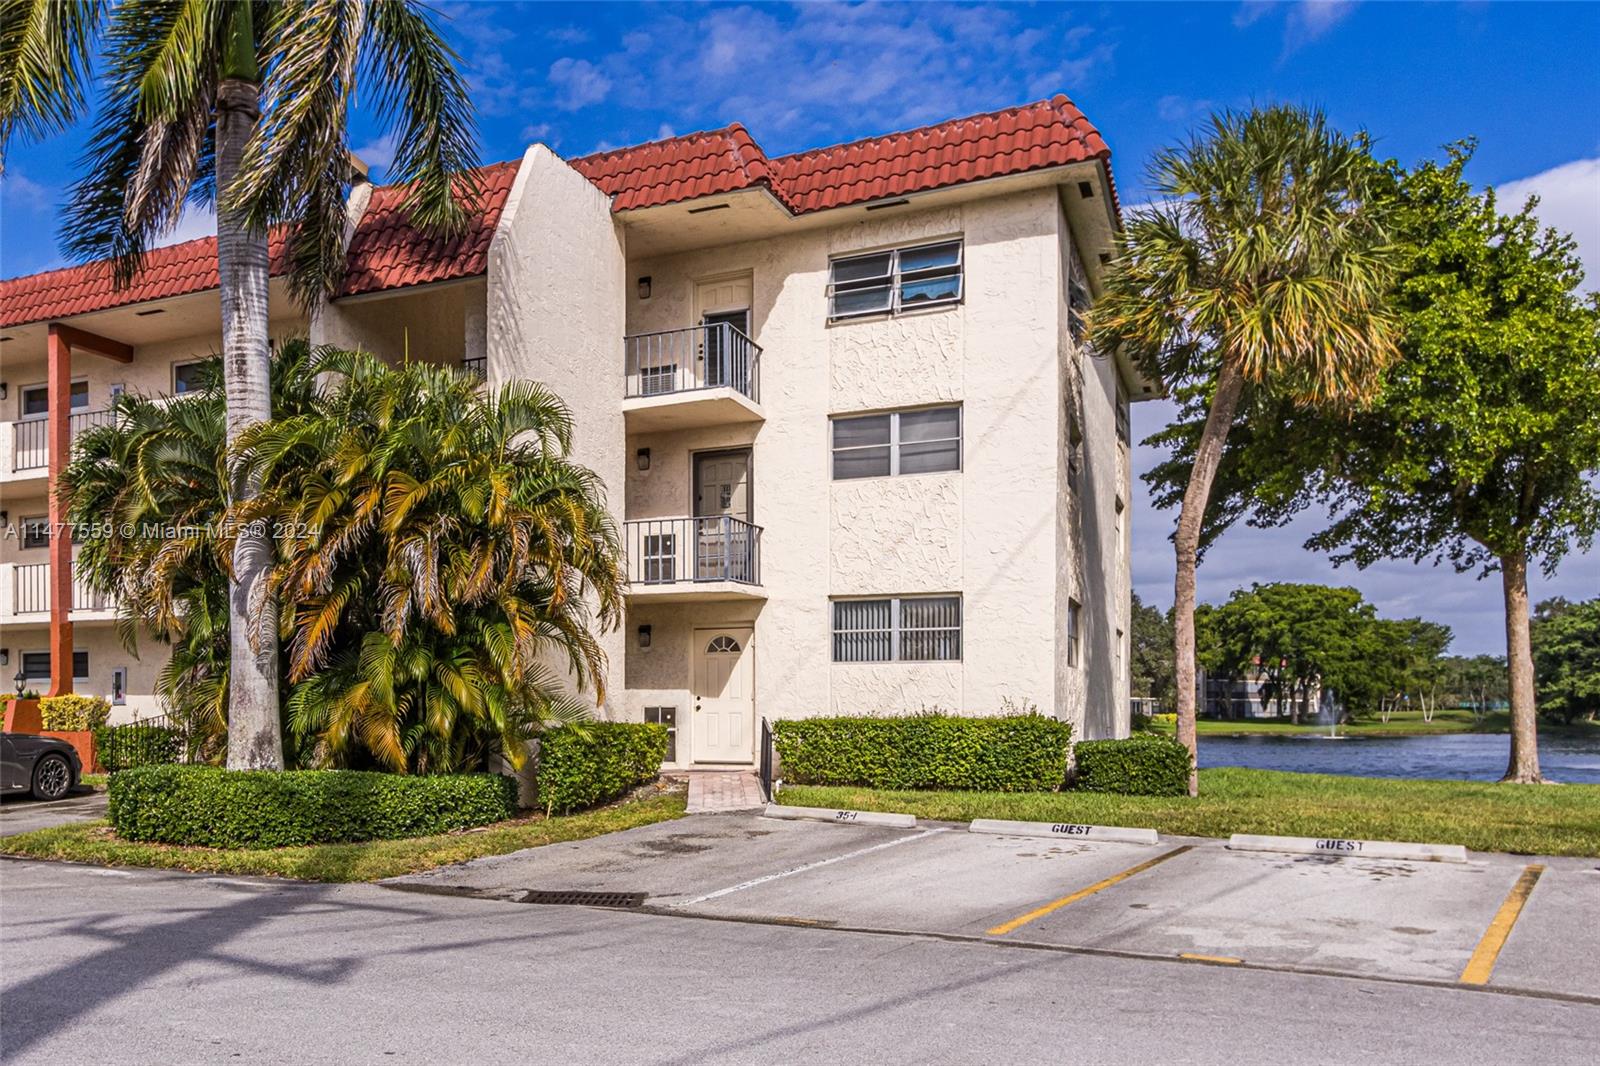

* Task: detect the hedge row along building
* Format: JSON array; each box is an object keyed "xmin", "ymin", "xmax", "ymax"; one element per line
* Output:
[{"xmin": 0, "ymin": 95, "xmax": 1151, "ymax": 768}]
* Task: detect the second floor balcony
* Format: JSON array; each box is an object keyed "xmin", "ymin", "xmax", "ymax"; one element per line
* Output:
[
  {"xmin": 623, "ymin": 323, "xmax": 764, "ymax": 432},
  {"xmin": 623, "ymin": 516, "xmax": 764, "ymax": 603},
  {"xmin": 9, "ymin": 409, "xmax": 117, "ymax": 474},
  {"xmin": 8, "ymin": 561, "xmax": 117, "ymax": 617}
]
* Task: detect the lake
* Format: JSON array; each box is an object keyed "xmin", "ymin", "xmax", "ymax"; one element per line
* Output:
[{"xmin": 1197, "ymin": 732, "xmax": 1600, "ymax": 784}]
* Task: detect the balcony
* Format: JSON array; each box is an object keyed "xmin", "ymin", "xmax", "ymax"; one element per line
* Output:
[
  {"xmin": 623, "ymin": 323, "xmax": 764, "ymax": 432},
  {"xmin": 9, "ymin": 562, "xmax": 116, "ymax": 617},
  {"xmin": 624, "ymin": 516, "xmax": 765, "ymax": 603},
  {"xmin": 10, "ymin": 409, "xmax": 117, "ymax": 473}
]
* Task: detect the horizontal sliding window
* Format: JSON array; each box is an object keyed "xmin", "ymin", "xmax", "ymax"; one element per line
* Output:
[
  {"xmin": 832, "ymin": 596, "xmax": 962, "ymax": 663},
  {"xmin": 832, "ymin": 406, "xmax": 960, "ymax": 480},
  {"xmin": 828, "ymin": 240, "xmax": 963, "ymax": 320}
]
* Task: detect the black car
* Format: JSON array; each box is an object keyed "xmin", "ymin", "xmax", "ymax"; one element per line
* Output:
[{"xmin": 1, "ymin": 733, "xmax": 82, "ymax": 800}]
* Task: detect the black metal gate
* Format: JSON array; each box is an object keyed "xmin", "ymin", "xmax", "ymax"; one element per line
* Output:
[{"xmin": 758, "ymin": 717, "xmax": 775, "ymax": 801}]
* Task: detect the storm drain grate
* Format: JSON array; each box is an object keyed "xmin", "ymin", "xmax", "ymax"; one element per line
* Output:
[{"xmin": 517, "ymin": 890, "xmax": 646, "ymax": 908}]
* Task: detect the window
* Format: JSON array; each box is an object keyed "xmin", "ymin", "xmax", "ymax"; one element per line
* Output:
[
  {"xmin": 832, "ymin": 406, "xmax": 960, "ymax": 480},
  {"xmin": 20, "ymin": 380, "xmax": 88, "ymax": 418},
  {"xmin": 1068, "ymin": 254, "xmax": 1092, "ymax": 345},
  {"xmin": 20, "ymin": 515, "xmax": 49, "ymax": 550},
  {"xmin": 828, "ymin": 240, "xmax": 963, "ymax": 320},
  {"xmin": 1115, "ymin": 382, "xmax": 1129, "ymax": 444},
  {"xmin": 173, "ymin": 360, "xmax": 208, "ymax": 394},
  {"xmin": 832, "ymin": 596, "xmax": 961, "ymax": 663},
  {"xmin": 19, "ymin": 650, "xmax": 88, "ymax": 683},
  {"xmin": 1065, "ymin": 406, "xmax": 1083, "ymax": 494},
  {"xmin": 642, "ymin": 533, "xmax": 676, "ymax": 583},
  {"xmin": 645, "ymin": 706, "xmax": 678, "ymax": 762},
  {"xmin": 1066, "ymin": 599, "xmax": 1082, "ymax": 668},
  {"xmin": 705, "ymin": 635, "xmax": 742, "ymax": 653}
]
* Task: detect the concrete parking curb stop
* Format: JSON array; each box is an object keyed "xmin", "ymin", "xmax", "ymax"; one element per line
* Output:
[
  {"xmin": 969, "ymin": 819, "xmax": 1159, "ymax": 845},
  {"xmin": 1227, "ymin": 833, "xmax": 1469, "ymax": 863},
  {"xmin": 762, "ymin": 804, "xmax": 917, "ymax": 828}
]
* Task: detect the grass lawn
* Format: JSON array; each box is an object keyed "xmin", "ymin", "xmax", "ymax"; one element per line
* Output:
[
  {"xmin": 1145, "ymin": 709, "xmax": 1600, "ymax": 738},
  {"xmin": 0, "ymin": 791, "xmax": 685, "ymax": 882},
  {"xmin": 779, "ymin": 768, "xmax": 1600, "ymax": 857}
]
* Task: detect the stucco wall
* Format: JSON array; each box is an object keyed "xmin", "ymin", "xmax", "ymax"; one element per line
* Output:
[
  {"xmin": 619, "ymin": 185, "xmax": 1128, "ymax": 738},
  {"xmin": 312, "ymin": 279, "xmax": 481, "ymax": 369},
  {"xmin": 4, "ymin": 623, "xmax": 163, "ymax": 724},
  {"xmin": 488, "ymin": 146, "xmax": 628, "ymax": 716}
]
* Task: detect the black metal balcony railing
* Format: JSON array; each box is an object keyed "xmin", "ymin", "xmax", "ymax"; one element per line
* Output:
[
  {"xmin": 624, "ymin": 516, "xmax": 762, "ymax": 586},
  {"xmin": 11, "ymin": 561, "xmax": 115, "ymax": 614},
  {"xmin": 11, "ymin": 409, "xmax": 116, "ymax": 472},
  {"xmin": 624, "ymin": 323, "xmax": 760, "ymax": 404},
  {"xmin": 461, "ymin": 356, "xmax": 486, "ymax": 380}
]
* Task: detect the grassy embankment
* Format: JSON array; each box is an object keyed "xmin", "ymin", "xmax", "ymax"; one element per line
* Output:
[
  {"xmin": 0, "ymin": 790, "xmax": 685, "ymax": 881},
  {"xmin": 780, "ymin": 767, "xmax": 1600, "ymax": 857}
]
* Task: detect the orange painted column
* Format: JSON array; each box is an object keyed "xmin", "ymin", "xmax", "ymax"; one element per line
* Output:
[{"xmin": 46, "ymin": 325, "xmax": 73, "ymax": 697}]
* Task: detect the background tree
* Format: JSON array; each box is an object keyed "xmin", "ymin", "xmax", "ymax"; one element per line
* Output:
[
  {"xmin": 1439, "ymin": 654, "xmax": 1509, "ymax": 721},
  {"xmin": 1091, "ymin": 106, "xmax": 1400, "ymax": 793},
  {"xmin": 1531, "ymin": 597, "xmax": 1600, "ymax": 726},
  {"xmin": 1, "ymin": 0, "xmax": 480, "ymax": 771},
  {"xmin": 1129, "ymin": 593, "xmax": 1176, "ymax": 708},
  {"xmin": 1141, "ymin": 144, "xmax": 1600, "ymax": 782},
  {"xmin": 236, "ymin": 349, "xmax": 625, "ymax": 772}
]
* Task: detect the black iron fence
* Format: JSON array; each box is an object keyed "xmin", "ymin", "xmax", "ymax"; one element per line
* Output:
[{"xmin": 758, "ymin": 716, "xmax": 775, "ymax": 801}]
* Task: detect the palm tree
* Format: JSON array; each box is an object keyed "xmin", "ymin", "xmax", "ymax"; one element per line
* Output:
[
  {"xmin": 234, "ymin": 348, "xmax": 625, "ymax": 772},
  {"xmin": 1090, "ymin": 106, "xmax": 1400, "ymax": 794},
  {"xmin": 0, "ymin": 0, "xmax": 479, "ymax": 770},
  {"xmin": 59, "ymin": 344, "xmax": 320, "ymax": 760}
]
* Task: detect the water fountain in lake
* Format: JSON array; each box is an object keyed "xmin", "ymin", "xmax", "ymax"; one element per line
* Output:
[{"xmin": 1316, "ymin": 688, "xmax": 1347, "ymax": 739}]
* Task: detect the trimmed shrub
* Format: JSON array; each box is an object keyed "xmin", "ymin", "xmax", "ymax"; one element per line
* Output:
[
  {"xmin": 773, "ymin": 714, "xmax": 1074, "ymax": 792},
  {"xmin": 537, "ymin": 722, "xmax": 668, "ymax": 814},
  {"xmin": 109, "ymin": 765, "xmax": 517, "ymax": 848},
  {"xmin": 94, "ymin": 723, "xmax": 181, "ymax": 772},
  {"xmin": 39, "ymin": 694, "xmax": 112, "ymax": 731},
  {"xmin": 1073, "ymin": 735, "xmax": 1192, "ymax": 796}
]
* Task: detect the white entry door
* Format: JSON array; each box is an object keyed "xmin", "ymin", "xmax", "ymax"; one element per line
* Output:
[{"xmin": 692, "ymin": 627, "xmax": 754, "ymax": 763}]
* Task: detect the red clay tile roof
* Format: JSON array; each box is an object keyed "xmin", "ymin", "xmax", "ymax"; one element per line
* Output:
[
  {"xmin": 337, "ymin": 159, "xmax": 520, "ymax": 298},
  {"xmin": 570, "ymin": 95, "xmax": 1114, "ymax": 217},
  {"xmin": 0, "ymin": 233, "xmax": 291, "ymax": 329},
  {"xmin": 0, "ymin": 161, "xmax": 520, "ymax": 328},
  {"xmin": 1, "ymin": 97, "xmax": 1114, "ymax": 328},
  {"xmin": 569, "ymin": 124, "xmax": 798, "ymax": 212}
]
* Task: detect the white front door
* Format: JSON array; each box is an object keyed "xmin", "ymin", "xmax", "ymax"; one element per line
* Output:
[{"xmin": 692, "ymin": 627, "xmax": 754, "ymax": 763}]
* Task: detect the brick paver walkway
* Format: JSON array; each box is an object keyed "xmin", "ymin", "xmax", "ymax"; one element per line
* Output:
[{"xmin": 685, "ymin": 771, "xmax": 766, "ymax": 813}]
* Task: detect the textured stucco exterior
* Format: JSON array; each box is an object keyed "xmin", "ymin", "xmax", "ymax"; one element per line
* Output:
[{"xmin": 1, "ymin": 144, "xmax": 1134, "ymax": 761}]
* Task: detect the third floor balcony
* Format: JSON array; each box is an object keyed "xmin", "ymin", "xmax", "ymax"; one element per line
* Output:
[
  {"xmin": 622, "ymin": 323, "xmax": 764, "ymax": 432},
  {"xmin": 7, "ymin": 409, "xmax": 117, "ymax": 477}
]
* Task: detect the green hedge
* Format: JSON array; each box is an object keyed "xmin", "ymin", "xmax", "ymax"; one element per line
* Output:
[
  {"xmin": 773, "ymin": 714, "xmax": 1074, "ymax": 792},
  {"xmin": 109, "ymin": 765, "xmax": 517, "ymax": 848},
  {"xmin": 93, "ymin": 724, "xmax": 181, "ymax": 772},
  {"xmin": 1073, "ymin": 735, "xmax": 1192, "ymax": 796},
  {"xmin": 537, "ymin": 722, "xmax": 668, "ymax": 814}
]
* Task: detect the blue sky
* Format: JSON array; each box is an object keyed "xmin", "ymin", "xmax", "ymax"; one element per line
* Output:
[{"xmin": 2, "ymin": 1, "xmax": 1597, "ymax": 653}]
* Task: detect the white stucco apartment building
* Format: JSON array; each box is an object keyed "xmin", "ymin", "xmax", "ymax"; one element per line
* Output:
[{"xmin": 0, "ymin": 96, "xmax": 1153, "ymax": 765}]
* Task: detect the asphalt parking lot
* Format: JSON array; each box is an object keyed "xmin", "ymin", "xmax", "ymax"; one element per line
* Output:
[
  {"xmin": 391, "ymin": 810, "xmax": 1600, "ymax": 1002},
  {"xmin": 0, "ymin": 790, "xmax": 108, "ymax": 837}
]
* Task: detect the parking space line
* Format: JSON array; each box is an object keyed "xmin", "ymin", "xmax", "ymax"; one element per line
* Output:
[
  {"xmin": 1459, "ymin": 863, "xmax": 1545, "ymax": 986},
  {"xmin": 1178, "ymin": 953, "xmax": 1243, "ymax": 965},
  {"xmin": 986, "ymin": 845, "xmax": 1193, "ymax": 936},
  {"xmin": 675, "ymin": 828, "xmax": 949, "ymax": 907}
]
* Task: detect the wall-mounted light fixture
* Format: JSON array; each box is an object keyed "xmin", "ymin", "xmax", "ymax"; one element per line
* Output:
[
  {"xmin": 636, "ymin": 448, "xmax": 651, "ymax": 472},
  {"xmin": 0, "ymin": 648, "xmax": 8, "ymax": 667},
  {"xmin": 0, "ymin": 381, "xmax": 7, "ymax": 400},
  {"xmin": 637, "ymin": 276, "xmax": 652, "ymax": 300},
  {"xmin": 0, "ymin": 510, "xmax": 8, "ymax": 525},
  {"xmin": 637, "ymin": 625, "xmax": 652, "ymax": 650}
]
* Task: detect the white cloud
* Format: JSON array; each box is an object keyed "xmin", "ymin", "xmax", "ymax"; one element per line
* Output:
[
  {"xmin": 1156, "ymin": 95, "xmax": 1213, "ymax": 124},
  {"xmin": 352, "ymin": 131, "xmax": 399, "ymax": 175},
  {"xmin": 1234, "ymin": 1, "xmax": 1359, "ymax": 56},
  {"xmin": 0, "ymin": 170, "xmax": 51, "ymax": 211},
  {"xmin": 548, "ymin": 57, "xmax": 612, "ymax": 110},
  {"xmin": 1497, "ymin": 157, "xmax": 1600, "ymax": 287}
]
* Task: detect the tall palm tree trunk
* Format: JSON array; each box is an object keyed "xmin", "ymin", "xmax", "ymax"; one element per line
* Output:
[
  {"xmin": 1499, "ymin": 549, "xmax": 1541, "ymax": 783},
  {"xmin": 217, "ymin": 12, "xmax": 281, "ymax": 771},
  {"xmin": 1172, "ymin": 363, "xmax": 1246, "ymax": 796}
]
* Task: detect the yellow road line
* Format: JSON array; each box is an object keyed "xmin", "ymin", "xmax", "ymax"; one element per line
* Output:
[
  {"xmin": 1179, "ymin": 953, "xmax": 1243, "ymax": 965},
  {"xmin": 1459, "ymin": 863, "xmax": 1545, "ymax": 986},
  {"xmin": 987, "ymin": 845, "xmax": 1193, "ymax": 936}
]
